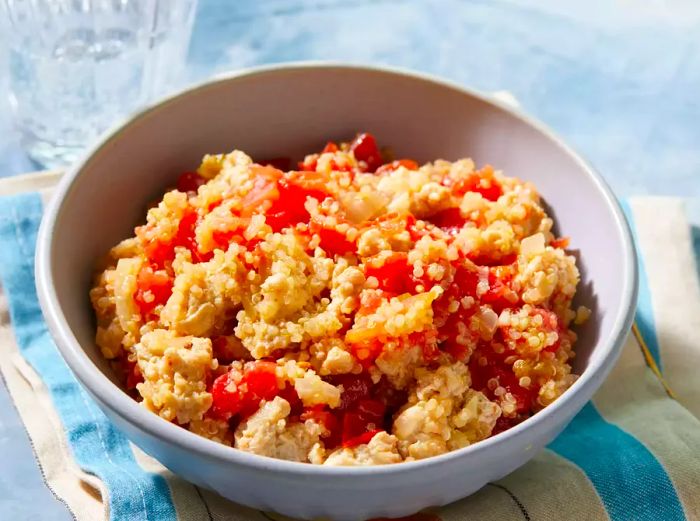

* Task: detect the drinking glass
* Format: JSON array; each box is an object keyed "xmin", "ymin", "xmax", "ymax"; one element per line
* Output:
[{"xmin": 1, "ymin": 0, "xmax": 198, "ymax": 168}]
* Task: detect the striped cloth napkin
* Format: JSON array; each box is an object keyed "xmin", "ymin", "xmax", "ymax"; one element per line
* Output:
[{"xmin": 1, "ymin": 177, "xmax": 700, "ymax": 520}]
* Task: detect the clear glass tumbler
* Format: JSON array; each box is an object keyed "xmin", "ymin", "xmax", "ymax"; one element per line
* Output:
[{"xmin": 1, "ymin": 0, "xmax": 198, "ymax": 168}]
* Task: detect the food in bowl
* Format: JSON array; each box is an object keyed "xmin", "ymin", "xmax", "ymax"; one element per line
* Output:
[{"xmin": 90, "ymin": 132, "xmax": 587, "ymax": 465}]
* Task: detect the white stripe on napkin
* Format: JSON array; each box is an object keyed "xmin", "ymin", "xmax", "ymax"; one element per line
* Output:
[
  {"xmin": 629, "ymin": 197, "xmax": 700, "ymax": 418},
  {"xmin": 0, "ymin": 293, "xmax": 105, "ymax": 521}
]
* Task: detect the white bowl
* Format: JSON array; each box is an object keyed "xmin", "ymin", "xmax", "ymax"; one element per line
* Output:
[{"xmin": 35, "ymin": 63, "xmax": 637, "ymax": 520}]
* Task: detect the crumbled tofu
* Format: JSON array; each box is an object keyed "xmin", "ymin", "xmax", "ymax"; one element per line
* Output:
[
  {"xmin": 393, "ymin": 362, "xmax": 501, "ymax": 460},
  {"xmin": 234, "ymin": 396, "xmax": 323, "ymax": 462},
  {"xmin": 135, "ymin": 329, "xmax": 217, "ymax": 424},
  {"xmin": 324, "ymin": 432, "xmax": 402, "ymax": 466}
]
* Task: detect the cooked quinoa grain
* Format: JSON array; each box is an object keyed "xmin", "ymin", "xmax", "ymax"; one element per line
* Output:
[{"xmin": 91, "ymin": 132, "xmax": 587, "ymax": 465}]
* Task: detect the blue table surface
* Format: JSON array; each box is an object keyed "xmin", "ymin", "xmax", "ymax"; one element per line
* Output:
[{"xmin": 1, "ymin": 1, "xmax": 699, "ymax": 519}]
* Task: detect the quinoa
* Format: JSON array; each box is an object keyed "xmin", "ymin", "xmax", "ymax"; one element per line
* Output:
[{"xmin": 90, "ymin": 132, "xmax": 586, "ymax": 465}]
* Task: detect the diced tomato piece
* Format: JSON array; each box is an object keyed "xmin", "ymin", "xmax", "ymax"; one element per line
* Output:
[
  {"xmin": 536, "ymin": 308, "xmax": 562, "ymax": 353},
  {"xmin": 433, "ymin": 263, "xmax": 479, "ymax": 325},
  {"xmin": 210, "ymin": 361, "xmax": 279, "ymax": 420},
  {"xmin": 480, "ymin": 289, "xmax": 513, "ymax": 314},
  {"xmin": 453, "ymin": 264, "xmax": 481, "ymax": 298},
  {"xmin": 413, "ymin": 329, "xmax": 441, "ymax": 361},
  {"xmin": 241, "ymin": 167, "xmax": 330, "ymax": 231},
  {"xmin": 298, "ymin": 156, "xmax": 318, "ymax": 172},
  {"xmin": 468, "ymin": 253, "xmax": 517, "ymax": 267},
  {"xmin": 174, "ymin": 208, "xmax": 213, "ymax": 263},
  {"xmin": 480, "ymin": 264, "xmax": 518, "ymax": 313},
  {"xmin": 239, "ymin": 361, "xmax": 278, "ymax": 416},
  {"xmin": 341, "ymin": 404, "xmax": 385, "ymax": 447},
  {"xmin": 347, "ymin": 338, "xmax": 385, "ymax": 368},
  {"xmin": 373, "ymin": 377, "xmax": 408, "ymax": 415},
  {"xmin": 439, "ymin": 308, "xmax": 478, "ymax": 361},
  {"xmin": 364, "ymin": 252, "xmax": 413, "ymax": 294},
  {"xmin": 211, "ymin": 336, "xmax": 227, "ymax": 360},
  {"xmin": 264, "ymin": 192, "xmax": 308, "ymax": 231},
  {"xmin": 324, "ymin": 414, "xmax": 343, "ymax": 448},
  {"xmin": 341, "ymin": 411, "xmax": 369, "ymax": 444},
  {"xmin": 369, "ymin": 211, "xmax": 425, "ymax": 243},
  {"xmin": 125, "ymin": 358, "xmax": 143, "ymax": 390},
  {"xmin": 207, "ymin": 198, "xmax": 223, "ymax": 212},
  {"xmin": 210, "ymin": 229, "xmax": 235, "ymax": 251},
  {"xmin": 469, "ymin": 348, "xmax": 536, "ymax": 415},
  {"xmin": 492, "ymin": 416, "xmax": 521, "ymax": 435},
  {"xmin": 284, "ymin": 170, "xmax": 330, "ymax": 195},
  {"xmin": 297, "ymin": 143, "xmax": 339, "ymax": 172},
  {"xmin": 355, "ymin": 398, "xmax": 386, "ymax": 425},
  {"xmin": 220, "ymin": 315, "xmax": 238, "ymax": 336},
  {"xmin": 260, "ymin": 157, "xmax": 291, "ymax": 171},
  {"xmin": 444, "ymin": 340, "xmax": 470, "ymax": 361},
  {"xmin": 427, "ymin": 207, "xmax": 466, "ymax": 235},
  {"xmin": 329, "ymin": 373, "xmax": 373, "ymax": 411},
  {"xmin": 339, "ymin": 393, "xmax": 385, "ymax": 447},
  {"xmin": 211, "ymin": 336, "xmax": 238, "ymax": 365},
  {"xmin": 173, "ymin": 208, "xmax": 198, "ymax": 248},
  {"xmin": 342, "ymin": 429, "xmax": 382, "ymax": 448},
  {"xmin": 433, "ymin": 263, "xmax": 482, "ymax": 358},
  {"xmin": 375, "ymin": 159, "xmax": 418, "ymax": 175},
  {"xmin": 349, "ymin": 340, "xmax": 384, "ymax": 368},
  {"xmin": 297, "ymin": 375, "xmax": 396, "ymax": 450},
  {"xmin": 301, "ymin": 405, "xmax": 341, "ymax": 446},
  {"xmin": 448, "ymin": 166, "xmax": 502, "ymax": 201},
  {"xmin": 176, "ymin": 171, "xmax": 207, "ymax": 193},
  {"xmin": 141, "ymin": 206, "xmax": 209, "ymax": 266},
  {"xmin": 210, "ymin": 371, "xmax": 243, "ymax": 420},
  {"xmin": 350, "ymin": 133, "xmax": 383, "ymax": 172},
  {"xmin": 244, "ymin": 360, "xmax": 277, "ymax": 388},
  {"xmin": 279, "ymin": 385, "xmax": 304, "ymax": 416},
  {"xmin": 551, "ymin": 237, "xmax": 570, "ymax": 249},
  {"xmin": 300, "ymin": 405, "xmax": 328, "ymax": 425},
  {"xmin": 298, "ymin": 141, "xmax": 339, "ymax": 172},
  {"xmin": 134, "ymin": 265, "xmax": 173, "ymax": 318},
  {"xmin": 468, "ymin": 346, "xmax": 492, "ymax": 392},
  {"xmin": 472, "ymin": 181, "xmax": 501, "ymax": 202},
  {"xmin": 208, "ymin": 217, "xmax": 254, "ymax": 252},
  {"xmin": 316, "ymin": 227, "xmax": 355, "ymax": 256},
  {"xmin": 143, "ymin": 238, "xmax": 174, "ymax": 269},
  {"xmin": 496, "ymin": 367, "xmax": 535, "ymax": 413},
  {"xmin": 322, "ymin": 142, "xmax": 339, "ymax": 153},
  {"xmin": 264, "ymin": 173, "xmax": 329, "ymax": 231}
]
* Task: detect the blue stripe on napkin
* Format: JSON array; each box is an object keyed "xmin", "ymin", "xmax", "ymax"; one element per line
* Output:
[
  {"xmin": 620, "ymin": 201, "xmax": 662, "ymax": 369},
  {"xmin": 0, "ymin": 193, "xmax": 177, "ymax": 521},
  {"xmin": 547, "ymin": 201, "xmax": 685, "ymax": 520},
  {"xmin": 549, "ymin": 402, "xmax": 685, "ymax": 521}
]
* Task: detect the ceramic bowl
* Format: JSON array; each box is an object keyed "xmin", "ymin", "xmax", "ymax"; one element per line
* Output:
[{"xmin": 35, "ymin": 63, "xmax": 637, "ymax": 521}]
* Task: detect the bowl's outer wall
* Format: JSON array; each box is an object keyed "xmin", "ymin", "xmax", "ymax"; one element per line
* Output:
[
  {"xmin": 94, "ymin": 381, "xmax": 585, "ymax": 521},
  {"xmin": 39, "ymin": 65, "xmax": 635, "ymax": 520}
]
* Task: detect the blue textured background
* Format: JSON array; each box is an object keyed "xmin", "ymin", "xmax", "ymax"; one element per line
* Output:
[{"xmin": 0, "ymin": 1, "xmax": 699, "ymax": 518}]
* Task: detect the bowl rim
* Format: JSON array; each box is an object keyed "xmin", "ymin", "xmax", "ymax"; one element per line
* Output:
[{"xmin": 35, "ymin": 61, "xmax": 638, "ymax": 476}]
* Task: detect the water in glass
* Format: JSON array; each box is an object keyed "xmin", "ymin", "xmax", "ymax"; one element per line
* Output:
[{"xmin": 2, "ymin": 0, "xmax": 198, "ymax": 167}]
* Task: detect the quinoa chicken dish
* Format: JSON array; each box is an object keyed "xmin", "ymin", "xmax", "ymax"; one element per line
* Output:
[{"xmin": 90, "ymin": 133, "xmax": 588, "ymax": 465}]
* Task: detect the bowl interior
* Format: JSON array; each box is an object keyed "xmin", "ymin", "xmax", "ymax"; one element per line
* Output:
[{"xmin": 49, "ymin": 65, "xmax": 626, "ymax": 384}]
